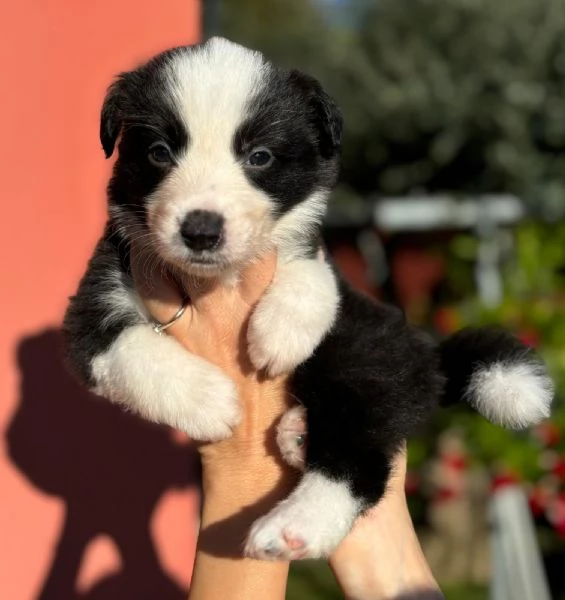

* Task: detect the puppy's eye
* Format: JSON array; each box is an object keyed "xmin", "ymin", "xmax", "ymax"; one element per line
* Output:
[
  {"xmin": 148, "ymin": 142, "xmax": 173, "ymax": 167},
  {"xmin": 246, "ymin": 147, "xmax": 274, "ymax": 168}
]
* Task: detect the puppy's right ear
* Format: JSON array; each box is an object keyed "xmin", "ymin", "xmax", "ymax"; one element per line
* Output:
[
  {"xmin": 100, "ymin": 76, "xmax": 127, "ymax": 158},
  {"xmin": 288, "ymin": 70, "xmax": 343, "ymax": 159}
]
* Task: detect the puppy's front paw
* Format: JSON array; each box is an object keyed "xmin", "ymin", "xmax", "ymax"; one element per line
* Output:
[
  {"xmin": 247, "ymin": 301, "xmax": 314, "ymax": 377},
  {"xmin": 247, "ymin": 259, "xmax": 339, "ymax": 377},
  {"xmin": 177, "ymin": 369, "xmax": 240, "ymax": 442},
  {"xmin": 91, "ymin": 324, "xmax": 240, "ymax": 441}
]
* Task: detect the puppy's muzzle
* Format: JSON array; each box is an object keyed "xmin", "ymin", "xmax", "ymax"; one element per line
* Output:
[{"xmin": 180, "ymin": 210, "xmax": 224, "ymax": 252}]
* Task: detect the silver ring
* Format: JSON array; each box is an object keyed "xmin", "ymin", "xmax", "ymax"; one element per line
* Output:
[{"xmin": 152, "ymin": 297, "xmax": 190, "ymax": 334}]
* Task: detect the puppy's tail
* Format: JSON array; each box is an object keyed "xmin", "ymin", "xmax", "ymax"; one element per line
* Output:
[{"xmin": 439, "ymin": 327, "xmax": 554, "ymax": 429}]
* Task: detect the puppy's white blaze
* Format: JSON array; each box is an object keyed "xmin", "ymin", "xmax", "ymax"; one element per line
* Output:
[
  {"xmin": 91, "ymin": 324, "xmax": 240, "ymax": 440},
  {"xmin": 246, "ymin": 472, "xmax": 361, "ymax": 559},
  {"xmin": 466, "ymin": 361, "xmax": 554, "ymax": 429},
  {"xmin": 147, "ymin": 39, "xmax": 277, "ymax": 272},
  {"xmin": 168, "ymin": 37, "xmax": 266, "ymax": 144}
]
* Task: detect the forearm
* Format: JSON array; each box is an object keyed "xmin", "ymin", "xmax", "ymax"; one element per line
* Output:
[
  {"xmin": 190, "ymin": 554, "xmax": 288, "ymax": 600},
  {"xmin": 329, "ymin": 490, "xmax": 442, "ymax": 600},
  {"xmin": 189, "ymin": 463, "xmax": 293, "ymax": 599},
  {"xmin": 189, "ymin": 376, "xmax": 298, "ymax": 600}
]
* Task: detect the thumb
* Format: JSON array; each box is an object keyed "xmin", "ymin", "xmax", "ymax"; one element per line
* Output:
[
  {"xmin": 182, "ymin": 249, "xmax": 278, "ymax": 313},
  {"xmin": 237, "ymin": 250, "xmax": 278, "ymax": 307}
]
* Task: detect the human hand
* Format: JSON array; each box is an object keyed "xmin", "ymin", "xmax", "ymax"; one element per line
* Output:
[
  {"xmin": 131, "ymin": 246, "xmax": 299, "ymax": 500},
  {"xmin": 131, "ymin": 247, "xmax": 298, "ymax": 600},
  {"xmin": 131, "ymin": 246, "xmax": 441, "ymax": 600}
]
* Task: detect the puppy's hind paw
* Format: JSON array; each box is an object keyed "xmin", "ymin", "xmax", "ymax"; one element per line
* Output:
[
  {"xmin": 244, "ymin": 472, "xmax": 359, "ymax": 561},
  {"xmin": 277, "ymin": 405, "xmax": 307, "ymax": 470}
]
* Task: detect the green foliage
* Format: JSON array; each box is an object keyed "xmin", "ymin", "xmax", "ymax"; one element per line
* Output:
[
  {"xmin": 214, "ymin": 0, "xmax": 565, "ymax": 210},
  {"xmin": 453, "ymin": 221, "xmax": 565, "ymax": 398},
  {"xmin": 214, "ymin": 0, "xmax": 344, "ymax": 77},
  {"xmin": 286, "ymin": 560, "xmax": 488, "ymax": 599},
  {"xmin": 287, "ymin": 561, "xmax": 342, "ymax": 599},
  {"xmin": 441, "ymin": 583, "xmax": 488, "ymax": 600},
  {"xmin": 434, "ymin": 221, "xmax": 565, "ymax": 475},
  {"xmin": 342, "ymin": 0, "xmax": 565, "ymax": 199}
]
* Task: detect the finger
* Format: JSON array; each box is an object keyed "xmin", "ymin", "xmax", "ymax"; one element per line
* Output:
[
  {"xmin": 184, "ymin": 249, "xmax": 278, "ymax": 313},
  {"xmin": 238, "ymin": 250, "xmax": 278, "ymax": 306}
]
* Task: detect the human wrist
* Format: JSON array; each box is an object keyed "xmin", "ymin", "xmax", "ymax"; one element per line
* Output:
[
  {"xmin": 198, "ymin": 373, "xmax": 293, "ymax": 473},
  {"xmin": 200, "ymin": 451, "xmax": 297, "ymax": 516},
  {"xmin": 190, "ymin": 480, "xmax": 291, "ymax": 600},
  {"xmin": 196, "ymin": 447, "xmax": 297, "ymax": 564},
  {"xmin": 196, "ymin": 373, "xmax": 298, "ymax": 557},
  {"xmin": 187, "ymin": 365, "xmax": 295, "ymax": 600}
]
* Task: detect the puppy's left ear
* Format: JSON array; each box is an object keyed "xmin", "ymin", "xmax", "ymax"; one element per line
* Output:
[
  {"xmin": 100, "ymin": 75, "xmax": 128, "ymax": 158},
  {"xmin": 289, "ymin": 70, "xmax": 343, "ymax": 158}
]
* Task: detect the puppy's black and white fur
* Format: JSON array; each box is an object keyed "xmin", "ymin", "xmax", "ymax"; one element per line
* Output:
[{"xmin": 64, "ymin": 38, "xmax": 554, "ymax": 560}]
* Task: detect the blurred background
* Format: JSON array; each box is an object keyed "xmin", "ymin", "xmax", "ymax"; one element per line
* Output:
[{"xmin": 1, "ymin": 0, "xmax": 564, "ymax": 598}]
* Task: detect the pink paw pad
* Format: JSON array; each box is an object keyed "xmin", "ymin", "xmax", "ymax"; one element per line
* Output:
[{"xmin": 283, "ymin": 532, "xmax": 305, "ymax": 550}]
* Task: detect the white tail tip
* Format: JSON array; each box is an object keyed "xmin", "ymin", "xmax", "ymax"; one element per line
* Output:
[{"xmin": 466, "ymin": 361, "xmax": 554, "ymax": 429}]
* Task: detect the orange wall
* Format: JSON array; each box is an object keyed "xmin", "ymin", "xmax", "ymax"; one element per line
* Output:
[{"xmin": 0, "ymin": 2, "xmax": 201, "ymax": 598}]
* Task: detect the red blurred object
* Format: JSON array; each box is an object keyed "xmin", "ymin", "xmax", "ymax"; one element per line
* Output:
[
  {"xmin": 405, "ymin": 470, "xmax": 421, "ymax": 495},
  {"xmin": 516, "ymin": 328, "xmax": 541, "ymax": 348},
  {"xmin": 529, "ymin": 489, "xmax": 547, "ymax": 517},
  {"xmin": 491, "ymin": 472, "xmax": 520, "ymax": 492},
  {"xmin": 331, "ymin": 243, "xmax": 376, "ymax": 297},
  {"xmin": 433, "ymin": 307, "xmax": 460, "ymax": 335},
  {"xmin": 533, "ymin": 422, "xmax": 561, "ymax": 447},
  {"xmin": 443, "ymin": 455, "xmax": 467, "ymax": 471},
  {"xmin": 548, "ymin": 494, "xmax": 565, "ymax": 538},
  {"xmin": 552, "ymin": 456, "xmax": 565, "ymax": 481},
  {"xmin": 434, "ymin": 488, "xmax": 459, "ymax": 503},
  {"xmin": 529, "ymin": 484, "xmax": 555, "ymax": 517},
  {"xmin": 393, "ymin": 246, "xmax": 445, "ymax": 312}
]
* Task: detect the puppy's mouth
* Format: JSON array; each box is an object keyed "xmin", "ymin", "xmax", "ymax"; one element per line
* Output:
[
  {"xmin": 188, "ymin": 255, "xmax": 219, "ymax": 265},
  {"xmin": 183, "ymin": 251, "xmax": 232, "ymax": 274}
]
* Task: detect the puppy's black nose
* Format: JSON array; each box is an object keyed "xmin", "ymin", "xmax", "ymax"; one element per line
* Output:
[{"xmin": 180, "ymin": 210, "xmax": 224, "ymax": 252}]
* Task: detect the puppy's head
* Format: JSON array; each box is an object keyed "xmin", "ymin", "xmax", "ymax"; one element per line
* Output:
[{"xmin": 102, "ymin": 37, "xmax": 342, "ymax": 275}]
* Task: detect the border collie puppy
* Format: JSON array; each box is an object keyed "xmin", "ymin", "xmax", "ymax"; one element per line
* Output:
[{"xmin": 64, "ymin": 37, "xmax": 554, "ymax": 560}]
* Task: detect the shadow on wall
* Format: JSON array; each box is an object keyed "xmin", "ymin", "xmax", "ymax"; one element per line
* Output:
[{"xmin": 6, "ymin": 329, "xmax": 199, "ymax": 600}]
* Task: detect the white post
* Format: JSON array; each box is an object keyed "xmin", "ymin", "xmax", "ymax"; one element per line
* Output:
[
  {"xmin": 489, "ymin": 486, "xmax": 551, "ymax": 600},
  {"xmin": 474, "ymin": 199, "xmax": 503, "ymax": 307}
]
